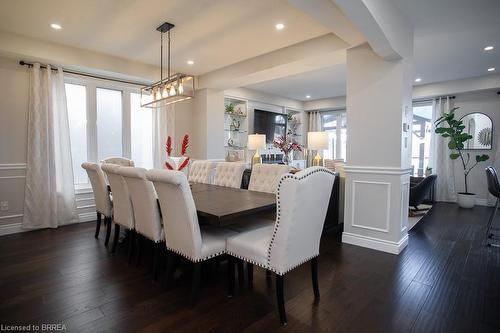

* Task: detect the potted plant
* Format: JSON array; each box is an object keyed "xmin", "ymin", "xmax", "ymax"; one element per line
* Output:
[
  {"xmin": 225, "ymin": 103, "xmax": 235, "ymax": 114},
  {"xmin": 434, "ymin": 107, "xmax": 489, "ymax": 208},
  {"xmin": 425, "ymin": 166, "xmax": 432, "ymax": 177},
  {"xmin": 273, "ymin": 134, "xmax": 303, "ymax": 165}
]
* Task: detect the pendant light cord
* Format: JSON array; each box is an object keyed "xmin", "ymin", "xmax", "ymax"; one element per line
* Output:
[
  {"xmin": 160, "ymin": 32, "xmax": 163, "ymax": 82},
  {"xmin": 168, "ymin": 30, "xmax": 171, "ymax": 79}
]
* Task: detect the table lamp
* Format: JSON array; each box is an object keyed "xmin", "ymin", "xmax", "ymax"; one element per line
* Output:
[
  {"xmin": 247, "ymin": 134, "xmax": 266, "ymax": 166},
  {"xmin": 307, "ymin": 131, "xmax": 328, "ymax": 166}
]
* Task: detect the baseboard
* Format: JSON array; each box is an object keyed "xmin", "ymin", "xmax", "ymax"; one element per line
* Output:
[
  {"xmin": 0, "ymin": 212, "xmax": 96, "ymax": 236},
  {"xmin": 342, "ymin": 232, "xmax": 408, "ymax": 255},
  {"xmin": 0, "ymin": 222, "xmax": 29, "ymax": 236}
]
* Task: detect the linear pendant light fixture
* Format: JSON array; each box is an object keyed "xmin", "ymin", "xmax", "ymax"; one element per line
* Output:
[{"xmin": 141, "ymin": 22, "xmax": 194, "ymax": 108}]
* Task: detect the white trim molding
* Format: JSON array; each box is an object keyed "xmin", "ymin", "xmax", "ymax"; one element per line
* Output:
[
  {"xmin": 342, "ymin": 232, "xmax": 409, "ymax": 255},
  {"xmin": 344, "ymin": 165, "xmax": 412, "ymax": 175},
  {"xmin": 0, "ymin": 163, "xmax": 27, "ymax": 170},
  {"xmin": 351, "ymin": 180, "xmax": 391, "ymax": 233},
  {"xmin": 0, "ymin": 222, "xmax": 28, "ymax": 236}
]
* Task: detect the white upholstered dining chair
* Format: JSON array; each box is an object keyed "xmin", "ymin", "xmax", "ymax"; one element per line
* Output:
[
  {"xmin": 101, "ymin": 156, "xmax": 135, "ymax": 167},
  {"xmin": 146, "ymin": 169, "xmax": 237, "ymax": 305},
  {"xmin": 81, "ymin": 162, "xmax": 113, "ymax": 245},
  {"xmin": 213, "ymin": 162, "xmax": 246, "ymax": 188},
  {"xmin": 188, "ymin": 160, "xmax": 214, "ymax": 184},
  {"xmin": 226, "ymin": 166, "xmax": 335, "ymax": 325},
  {"xmin": 101, "ymin": 164, "xmax": 135, "ymax": 255},
  {"xmin": 248, "ymin": 164, "xmax": 292, "ymax": 193},
  {"xmin": 119, "ymin": 167, "xmax": 163, "ymax": 276}
]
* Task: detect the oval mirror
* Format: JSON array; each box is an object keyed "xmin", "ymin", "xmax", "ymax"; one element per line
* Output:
[{"xmin": 460, "ymin": 113, "xmax": 493, "ymax": 150}]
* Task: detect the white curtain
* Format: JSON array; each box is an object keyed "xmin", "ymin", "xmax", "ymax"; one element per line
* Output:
[
  {"xmin": 153, "ymin": 104, "xmax": 175, "ymax": 169},
  {"xmin": 432, "ymin": 97, "xmax": 457, "ymax": 202},
  {"xmin": 23, "ymin": 64, "xmax": 76, "ymax": 229}
]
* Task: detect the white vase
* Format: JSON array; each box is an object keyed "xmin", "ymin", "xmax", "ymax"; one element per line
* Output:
[{"xmin": 457, "ymin": 192, "xmax": 476, "ymax": 209}]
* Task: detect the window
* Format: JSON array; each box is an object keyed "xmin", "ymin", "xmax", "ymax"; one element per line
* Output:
[
  {"xmin": 131, "ymin": 93, "xmax": 153, "ymax": 168},
  {"xmin": 322, "ymin": 111, "xmax": 347, "ymax": 161},
  {"xmin": 65, "ymin": 83, "xmax": 88, "ymax": 185},
  {"xmin": 411, "ymin": 102, "xmax": 433, "ymax": 176},
  {"xmin": 64, "ymin": 77, "xmax": 156, "ymax": 188},
  {"xmin": 96, "ymin": 88, "xmax": 122, "ymax": 161}
]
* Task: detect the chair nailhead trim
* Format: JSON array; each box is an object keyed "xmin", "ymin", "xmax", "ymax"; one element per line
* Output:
[
  {"xmin": 265, "ymin": 167, "xmax": 334, "ymax": 274},
  {"xmin": 166, "ymin": 246, "xmax": 225, "ymax": 263}
]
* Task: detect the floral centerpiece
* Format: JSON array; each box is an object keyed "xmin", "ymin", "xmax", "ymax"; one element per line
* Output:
[{"xmin": 273, "ymin": 134, "xmax": 303, "ymax": 165}]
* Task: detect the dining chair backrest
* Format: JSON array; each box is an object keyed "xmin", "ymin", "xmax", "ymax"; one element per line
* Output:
[
  {"xmin": 486, "ymin": 166, "xmax": 500, "ymax": 198},
  {"xmin": 147, "ymin": 169, "xmax": 203, "ymax": 260},
  {"xmin": 101, "ymin": 164, "xmax": 134, "ymax": 230},
  {"xmin": 213, "ymin": 162, "xmax": 246, "ymax": 188},
  {"xmin": 268, "ymin": 166, "xmax": 335, "ymax": 275},
  {"xmin": 249, "ymin": 164, "xmax": 292, "ymax": 193},
  {"xmin": 188, "ymin": 160, "xmax": 214, "ymax": 184},
  {"xmin": 119, "ymin": 167, "xmax": 163, "ymax": 242},
  {"xmin": 101, "ymin": 157, "xmax": 135, "ymax": 167},
  {"xmin": 81, "ymin": 162, "xmax": 112, "ymax": 217}
]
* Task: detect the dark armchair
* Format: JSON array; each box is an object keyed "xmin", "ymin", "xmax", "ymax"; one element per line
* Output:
[{"xmin": 409, "ymin": 175, "xmax": 437, "ymax": 210}]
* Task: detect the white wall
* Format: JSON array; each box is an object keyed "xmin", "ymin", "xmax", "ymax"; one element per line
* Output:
[{"xmin": 450, "ymin": 90, "xmax": 500, "ymax": 204}]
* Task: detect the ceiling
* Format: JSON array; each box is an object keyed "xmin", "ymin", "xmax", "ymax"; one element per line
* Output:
[
  {"xmin": 244, "ymin": 0, "xmax": 500, "ymax": 101},
  {"xmin": 397, "ymin": 0, "xmax": 500, "ymax": 85},
  {"xmin": 246, "ymin": 64, "xmax": 346, "ymax": 101},
  {"xmin": 0, "ymin": 0, "xmax": 330, "ymax": 75}
]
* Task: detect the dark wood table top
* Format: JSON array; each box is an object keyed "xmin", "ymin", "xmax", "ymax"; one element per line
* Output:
[{"xmin": 190, "ymin": 183, "xmax": 276, "ymax": 226}]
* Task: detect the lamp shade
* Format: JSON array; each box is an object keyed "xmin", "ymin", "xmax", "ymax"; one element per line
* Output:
[
  {"xmin": 248, "ymin": 134, "xmax": 266, "ymax": 150},
  {"xmin": 307, "ymin": 131, "xmax": 329, "ymax": 150}
]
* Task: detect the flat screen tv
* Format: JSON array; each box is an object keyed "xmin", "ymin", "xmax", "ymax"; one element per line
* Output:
[{"xmin": 253, "ymin": 109, "xmax": 287, "ymax": 144}]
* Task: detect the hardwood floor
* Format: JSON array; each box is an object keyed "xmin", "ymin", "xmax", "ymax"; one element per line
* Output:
[{"xmin": 1, "ymin": 203, "xmax": 499, "ymax": 332}]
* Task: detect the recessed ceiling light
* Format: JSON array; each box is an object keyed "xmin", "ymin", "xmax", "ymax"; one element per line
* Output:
[
  {"xmin": 306, "ymin": 95, "xmax": 311, "ymax": 99},
  {"xmin": 275, "ymin": 23, "xmax": 285, "ymax": 30},
  {"xmin": 488, "ymin": 67, "xmax": 496, "ymax": 72},
  {"xmin": 50, "ymin": 23, "xmax": 62, "ymax": 30},
  {"xmin": 484, "ymin": 46, "xmax": 494, "ymax": 51},
  {"xmin": 415, "ymin": 78, "xmax": 422, "ymax": 82},
  {"xmin": 187, "ymin": 60, "xmax": 194, "ymax": 65}
]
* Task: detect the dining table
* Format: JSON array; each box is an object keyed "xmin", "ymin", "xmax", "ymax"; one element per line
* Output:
[{"xmin": 190, "ymin": 183, "xmax": 276, "ymax": 226}]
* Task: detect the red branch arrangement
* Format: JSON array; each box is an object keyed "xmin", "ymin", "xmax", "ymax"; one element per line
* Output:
[
  {"xmin": 273, "ymin": 134, "xmax": 303, "ymax": 155},
  {"xmin": 166, "ymin": 136, "xmax": 172, "ymax": 157},
  {"xmin": 164, "ymin": 134, "xmax": 190, "ymax": 171}
]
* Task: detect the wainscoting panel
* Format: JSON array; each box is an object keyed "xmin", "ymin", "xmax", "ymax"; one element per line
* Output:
[{"xmin": 351, "ymin": 180, "xmax": 391, "ymax": 233}]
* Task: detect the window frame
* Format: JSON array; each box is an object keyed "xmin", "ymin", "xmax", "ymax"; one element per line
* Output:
[
  {"xmin": 411, "ymin": 100, "xmax": 434, "ymax": 177},
  {"xmin": 64, "ymin": 74, "xmax": 146, "ymax": 190},
  {"xmin": 320, "ymin": 109, "xmax": 347, "ymax": 161}
]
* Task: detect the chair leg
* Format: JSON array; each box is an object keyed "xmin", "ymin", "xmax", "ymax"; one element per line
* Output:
[
  {"xmin": 128, "ymin": 230, "xmax": 135, "ymax": 264},
  {"xmin": 190, "ymin": 262, "xmax": 202, "ymax": 307},
  {"xmin": 104, "ymin": 216, "xmax": 112, "ymax": 247},
  {"xmin": 228, "ymin": 257, "xmax": 235, "ymax": 297},
  {"xmin": 237, "ymin": 260, "xmax": 244, "ymax": 286},
  {"xmin": 276, "ymin": 274, "xmax": 287, "ymax": 326},
  {"xmin": 266, "ymin": 269, "xmax": 272, "ymax": 278},
  {"xmin": 136, "ymin": 234, "xmax": 143, "ymax": 266},
  {"xmin": 486, "ymin": 198, "xmax": 499, "ymax": 241},
  {"xmin": 247, "ymin": 263, "xmax": 254, "ymax": 288},
  {"xmin": 165, "ymin": 250, "xmax": 176, "ymax": 289},
  {"xmin": 111, "ymin": 224, "xmax": 120, "ymax": 253},
  {"xmin": 95, "ymin": 212, "xmax": 102, "ymax": 239},
  {"xmin": 311, "ymin": 257, "xmax": 320, "ymax": 301},
  {"xmin": 152, "ymin": 242, "xmax": 161, "ymax": 281}
]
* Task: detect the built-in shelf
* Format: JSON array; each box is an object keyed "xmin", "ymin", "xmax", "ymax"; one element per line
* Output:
[
  {"xmin": 224, "ymin": 145, "xmax": 247, "ymax": 149},
  {"xmin": 224, "ymin": 129, "xmax": 247, "ymax": 133},
  {"xmin": 224, "ymin": 112, "xmax": 247, "ymax": 118}
]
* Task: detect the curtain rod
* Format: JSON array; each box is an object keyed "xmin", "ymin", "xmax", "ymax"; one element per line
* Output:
[{"xmin": 19, "ymin": 60, "xmax": 150, "ymax": 87}]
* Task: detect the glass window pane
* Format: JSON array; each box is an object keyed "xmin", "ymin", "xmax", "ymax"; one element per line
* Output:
[
  {"xmin": 96, "ymin": 88, "xmax": 122, "ymax": 161},
  {"xmin": 411, "ymin": 104, "xmax": 433, "ymax": 176},
  {"xmin": 131, "ymin": 93, "xmax": 153, "ymax": 168},
  {"xmin": 65, "ymin": 83, "xmax": 88, "ymax": 185}
]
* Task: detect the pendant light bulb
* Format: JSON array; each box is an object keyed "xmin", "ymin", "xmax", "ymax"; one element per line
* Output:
[
  {"xmin": 169, "ymin": 85, "xmax": 176, "ymax": 96},
  {"xmin": 152, "ymin": 87, "xmax": 158, "ymax": 101},
  {"xmin": 178, "ymin": 82, "xmax": 184, "ymax": 94},
  {"xmin": 162, "ymin": 85, "xmax": 169, "ymax": 98},
  {"xmin": 155, "ymin": 88, "xmax": 162, "ymax": 101}
]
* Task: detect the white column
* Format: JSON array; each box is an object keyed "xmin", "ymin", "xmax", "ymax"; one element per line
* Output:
[{"xmin": 342, "ymin": 41, "xmax": 413, "ymax": 254}]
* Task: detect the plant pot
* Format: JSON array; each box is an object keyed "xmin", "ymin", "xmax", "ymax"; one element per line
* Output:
[{"xmin": 457, "ymin": 192, "xmax": 476, "ymax": 209}]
